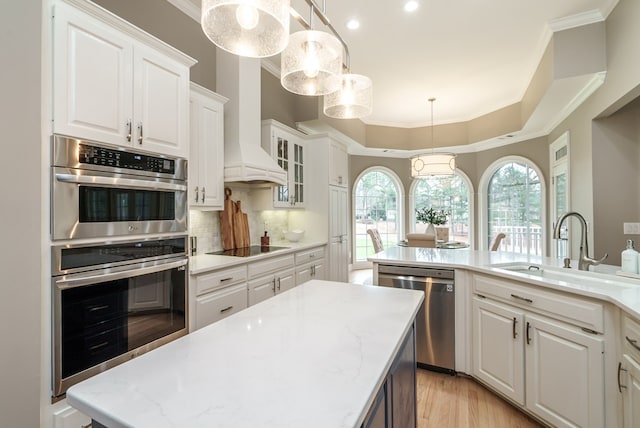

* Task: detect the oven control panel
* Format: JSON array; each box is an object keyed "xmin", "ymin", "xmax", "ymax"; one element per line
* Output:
[{"xmin": 79, "ymin": 144, "xmax": 175, "ymax": 174}]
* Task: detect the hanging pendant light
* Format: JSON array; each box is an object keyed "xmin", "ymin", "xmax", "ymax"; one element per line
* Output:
[
  {"xmin": 323, "ymin": 73, "xmax": 373, "ymax": 119},
  {"xmin": 281, "ymin": 30, "xmax": 343, "ymax": 96},
  {"xmin": 201, "ymin": 0, "xmax": 290, "ymax": 58},
  {"xmin": 411, "ymin": 98, "xmax": 456, "ymax": 176}
]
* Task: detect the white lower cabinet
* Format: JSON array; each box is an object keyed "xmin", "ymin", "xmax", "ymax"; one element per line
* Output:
[
  {"xmin": 473, "ymin": 295, "xmax": 605, "ymax": 427},
  {"xmin": 295, "ymin": 246, "xmax": 326, "ymax": 285},
  {"xmin": 191, "ymin": 265, "xmax": 248, "ymax": 331},
  {"xmin": 248, "ymin": 267, "xmax": 295, "ymax": 306},
  {"xmin": 620, "ymin": 314, "xmax": 640, "ymax": 428},
  {"xmin": 53, "ymin": 405, "xmax": 91, "ymax": 428},
  {"xmin": 195, "ymin": 283, "xmax": 248, "ymax": 329}
]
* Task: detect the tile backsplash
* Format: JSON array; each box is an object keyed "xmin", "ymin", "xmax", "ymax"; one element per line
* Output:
[{"xmin": 188, "ymin": 186, "xmax": 292, "ymax": 255}]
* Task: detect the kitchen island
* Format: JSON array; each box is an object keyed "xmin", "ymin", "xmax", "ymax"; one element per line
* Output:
[{"xmin": 66, "ymin": 280, "xmax": 424, "ymax": 428}]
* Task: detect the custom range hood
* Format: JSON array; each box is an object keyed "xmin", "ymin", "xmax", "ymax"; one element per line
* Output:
[{"xmin": 216, "ymin": 49, "xmax": 287, "ymax": 186}]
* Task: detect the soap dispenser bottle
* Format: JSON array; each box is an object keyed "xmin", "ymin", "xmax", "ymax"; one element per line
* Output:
[
  {"xmin": 261, "ymin": 231, "xmax": 270, "ymax": 247},
  {"xmin": 621, "ymin": 239, "xmax": 638, "ymax": 274}
]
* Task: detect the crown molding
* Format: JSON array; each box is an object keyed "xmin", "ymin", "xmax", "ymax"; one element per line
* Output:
[
  {"xmin": 165, "ymin": 0, "xmax": 200, "ymax": 22},
  {"xmin": 548, "ymin": 9, "xmax": 605, "ymax": 32}
]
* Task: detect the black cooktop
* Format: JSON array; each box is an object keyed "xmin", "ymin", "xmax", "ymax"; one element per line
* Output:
[{"xmin": 207, "ymin": 245, "xmax": 290, "ymax": 257}]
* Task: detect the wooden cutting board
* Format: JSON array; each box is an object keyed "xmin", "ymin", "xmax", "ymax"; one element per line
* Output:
[
  {"xmin": 233, "ymin": 200, "xmax": 250, "ymax": 248},
  {"xmin": 220, "ymin": 188, "xmax": 235, "ymax": 250}
]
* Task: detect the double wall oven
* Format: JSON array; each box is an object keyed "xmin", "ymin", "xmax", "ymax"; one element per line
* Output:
[{"xmin": 50, "ymin": 136, "xmax": 189, "ymax": 399}]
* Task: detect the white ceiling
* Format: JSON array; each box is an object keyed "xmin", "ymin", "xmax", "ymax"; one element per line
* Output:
[{"xmin": 177, "ymin": 0, "xmax": 617, "ymax": 128}]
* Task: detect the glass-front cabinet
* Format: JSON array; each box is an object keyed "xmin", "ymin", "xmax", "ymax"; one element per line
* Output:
[{"xmin": 262, "ymin": 120, "xmax": 306, "ymax": 208}]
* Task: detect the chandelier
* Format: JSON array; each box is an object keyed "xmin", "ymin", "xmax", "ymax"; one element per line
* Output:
[{"xmin": 411, "ymin": 98, "xmax": 457, "ymax": 176}]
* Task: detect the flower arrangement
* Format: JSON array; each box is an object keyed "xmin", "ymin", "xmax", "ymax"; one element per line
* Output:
[{"xmin": 415, "ymin": 207, "xmax": 449, "ymax": 226}]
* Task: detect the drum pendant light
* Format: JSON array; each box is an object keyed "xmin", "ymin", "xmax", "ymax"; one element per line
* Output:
[
  {"xmin": 324, "ymin": 73, "xmax": 373, "ymax": 119},
  {"xmin": 281, "ymin": 30, "xmax": 343, "ymax": 96},
  {"xmin": 411, "ymin": 98, "xmax": 456, "ymax": 176},
  {"xmin": 201, "ymin": 0, "xmax": 290, "ymax": 58}
]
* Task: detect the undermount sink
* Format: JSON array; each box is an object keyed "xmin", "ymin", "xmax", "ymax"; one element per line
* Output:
[{"xmin": 487, "ymin": 262, "xmax": 638, "ymax": 289}]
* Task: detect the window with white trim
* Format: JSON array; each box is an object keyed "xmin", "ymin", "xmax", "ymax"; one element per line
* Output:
[
  {"xmin": 410, "ymin": 173, "xmax": 472, "ymax": 244},
  {"xmin": 485, "ymin": 159, "xmax": 544, "ymax": 255},
  {"xmin": 353, "ymin": 168, "xmax": 403, "ymax": 264}
]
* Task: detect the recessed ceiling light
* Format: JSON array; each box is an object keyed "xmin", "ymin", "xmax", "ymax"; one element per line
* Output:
[
  {"xmin": 346, "ymin": 19, "xmax": 360, "ymax": 30},
  {"xmin": 404, "ymin": 1, "xmax": 419, "ymax": 12}
]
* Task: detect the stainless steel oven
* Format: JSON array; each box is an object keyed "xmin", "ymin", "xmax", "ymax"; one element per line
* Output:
[
  {"xmin": 51, "ymin": 236, "xmax": 188, "ymax": 399},
  {"xmin": 51, "ymin": 135, "xmax": 187, "ymax": 240}
]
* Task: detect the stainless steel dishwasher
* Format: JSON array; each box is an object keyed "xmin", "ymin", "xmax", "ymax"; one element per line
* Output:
[{"xmin": 378, "ymin": 264, "xmax": 455, "ymax": 373}]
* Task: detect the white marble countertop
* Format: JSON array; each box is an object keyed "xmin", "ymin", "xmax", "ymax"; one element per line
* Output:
[
  {"xmin": 369, "ymin": 247, "xmax": 640, "ymax": 319},
  {"xmin": 66, "ymin": 280, "xmax": 424, "ymax": 428},
  {"xmin": 190, "ymin": 240, "xmax": 327, "ymax": 275}
]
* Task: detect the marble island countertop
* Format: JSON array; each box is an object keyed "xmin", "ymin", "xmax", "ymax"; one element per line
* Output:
[
  {"xmin": 369, "ymin": 247, "xmax": 640, "ymax": 319},
  {"xmin": 189, "ymin": 240, "xmax": 327, "ymax": 275},
  {"xmin": 66, "ymin": 280, "xmax": 424, "ymax": 428}
]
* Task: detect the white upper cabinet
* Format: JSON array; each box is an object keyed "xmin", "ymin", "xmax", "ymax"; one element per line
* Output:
[
  {"xmin": 52, "ymin": 0, "xmax": 195, "ymax": 157},
  {"xmin": 189, "ymin": 83, "xmax": 227, "ymax": 210},
  {"xmin": 261, "ymin": 120, "xmax": 306, "ymax": 208},
  {"xmin": 329, "ymin": 142, "xmax": 348, "ymax": 187}
]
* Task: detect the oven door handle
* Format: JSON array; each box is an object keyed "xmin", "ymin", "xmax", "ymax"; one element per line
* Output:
[
  {"xmin": 55, "ymin": 173, "xmax": 187, "ymax": 192},
  {"xmin": 54, "ymin": 259, "xmax": 188, "ymax": 290}
]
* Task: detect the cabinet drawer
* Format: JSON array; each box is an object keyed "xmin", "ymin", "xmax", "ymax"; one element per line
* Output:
[
  {"xmin": 248, "ymin": 254, "xmax": 295, "ymax": 278},
  {"xmin": 195, "ymin": 283, "xmax": 248, "ymax": 330},
  {"xmin": 295, "ymin": 246, "xmax": 325, "ymax": 264},
  {"xmin": 473, "ymin": 274, "xmax": 604, "ymax": 333},
  {"xmin": 195, "ymin": 265, "xmax": 247, "ymax": 296},
  {"xmin": 623, "ymin": 314, "xmax": 640, "ymax": 360}
]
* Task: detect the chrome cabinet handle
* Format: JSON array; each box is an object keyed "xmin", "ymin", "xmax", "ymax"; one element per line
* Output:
[
  {"xmin": 311, "ymin": 265, "xmax": 315, "ymax": 276},
  {"xmin": 126, "ymin": 119, "xmax": 132, "ymax": 142},
  {"xmin": 272, "ymin": 278, "xmax": 276, "ymax": 293},
  {"xmin": 511, "ymin": 293, "xmax": 533, "ymax": 304},
  {"xmin": 219, "ymin": 277, "xmax": 233, "ymax": 283},
  {"xmin": 512, "ymin": 317, "xmax": 517, "ymax": 339},
  {"xmin": 138, "ymin": 122, "xmax": 143, "ymax": 144},
  {"xmin": 201, "ymin": 187, "xmax": 205, "ymax": 203},
  {"xmin": 220, "ymin": 306, "xmax": 233, "ymax": 313},
  {"xmin": 626, "ymin": 336, "xmax": 640, "ymax": 352},
  {"xmin": 194, "ymin": 186, "xmax": 199, "ymax": 203},
  {"xmin": 618, "ymin": 362, "xmax": 628, "ymax": 393},
  {"xmin": 526, "ymin": 321, "xmax": 531, "ymax": 345},
  {"xmin": 277, "ymin": 277, "xmax": 281, "ymax": 291}
]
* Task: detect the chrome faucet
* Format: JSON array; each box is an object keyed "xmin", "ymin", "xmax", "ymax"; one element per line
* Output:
[{"xmin": 553, "ymin": 211, "xmax": 607, "ymax": 271}]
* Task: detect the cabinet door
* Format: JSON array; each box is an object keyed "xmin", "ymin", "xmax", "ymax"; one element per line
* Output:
[
  {"xmin": 133, "ymin": 44, "xmax": 189, "ymax": 157},
  {"xmin": 329, "ymin": 186, "xmax": 349, "ymax": 282},
  {"xmin": 189, "ymin": 87, "xmax": 224, "ymax": 209},
  {"xmin": 472, "ymin": 297, "xmax": 525, "ymax": 405},
  {"xmin": 295, "ymin": 264, "xmax": 313, "ymax": 285},
  {"xmin": 389, "ymin": 324, "xmax": 416, "ymax": 428},
  {"xmin": 623, "ymin": 354, "xmax": 640, "ymax": 428},
  {"xmin": 362, "ymin": 382, "xmax": 389, "ymax": 428},
  {"xmin": 277, "ymin": 268, "xmax": 296, "ymax": 294},
  {"xmin": 271, "ymin": 132, "xmax": 305, "ymax": 208},
  {"xmin": 312, "ymin": 260, "xmax": 326, "ymax": 280},
  {"xmin": 248, "ymin": 275, "xmax": 276, "ymax": 306},
  {"xmin": 329, "ymin": 142, "xmax": 348, "ymax": 187},
  {"xmin": 525, "ymin": 313, "xmax": 604, "ymax": 427},
  {"xmin": 53, "ymin": 2, "xmax": 133, "ymax": 145},
  {"xmin": 195, "ymin": 283, "xmax": 247, "ymax": 330}
]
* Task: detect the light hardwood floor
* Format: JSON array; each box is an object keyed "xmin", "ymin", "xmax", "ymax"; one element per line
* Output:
[{"xmin": 416, "ymin": 369, "xmax": 544, "ymax": 428}]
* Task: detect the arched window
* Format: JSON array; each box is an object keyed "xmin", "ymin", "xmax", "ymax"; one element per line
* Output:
[
  {"xmin": 409, "ymin": 171, "xmax": 473, "ymax": 245},
  {"xmin": 352, "ymin": 167, "xmax": 403, "ymax": 266},
  {"xmin": 480, "ymin": 157, "xmax": 545, "ymax": 255}
]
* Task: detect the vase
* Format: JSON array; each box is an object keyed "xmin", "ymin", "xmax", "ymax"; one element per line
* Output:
[{"xmin": 425, "ymin": 223, "xmax": 436, "ymax": 236}]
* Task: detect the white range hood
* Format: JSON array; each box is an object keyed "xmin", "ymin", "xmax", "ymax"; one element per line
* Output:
[{"xmin": 216, "ymin": 49, "xmax": 287, "ymax": 186}]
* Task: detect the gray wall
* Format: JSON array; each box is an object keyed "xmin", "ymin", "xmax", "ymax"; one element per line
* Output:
[
  {"xmin": 549, "ymin": 0, "xmax": 640, "ymax": 262},
  {"xmin": 1, "ymin": 2, "xmax": 43, "ymax": 427}
]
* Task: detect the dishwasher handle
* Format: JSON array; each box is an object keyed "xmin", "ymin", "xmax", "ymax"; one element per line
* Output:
[{"xmin": 377, "ymin": 264, "xmax": 454, "ymax": 279}]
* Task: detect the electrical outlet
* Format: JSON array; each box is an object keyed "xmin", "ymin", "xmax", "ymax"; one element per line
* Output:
[{"xmin": 624, "ymin": 222, "xmax": 640, "ymax": 234}]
